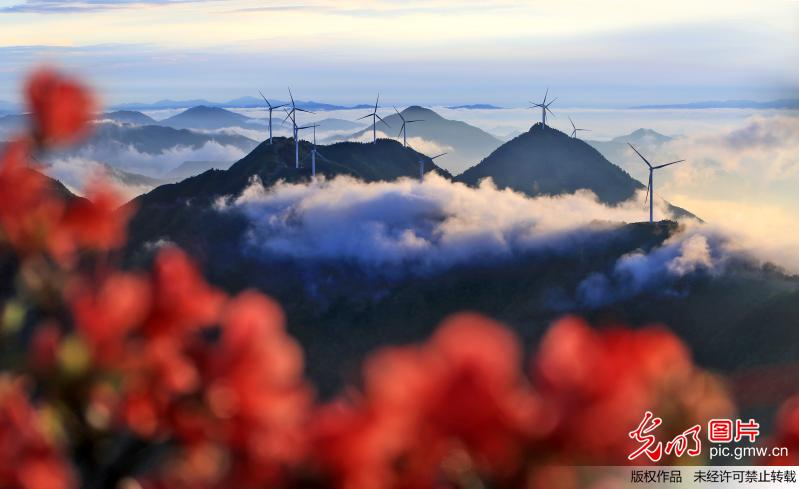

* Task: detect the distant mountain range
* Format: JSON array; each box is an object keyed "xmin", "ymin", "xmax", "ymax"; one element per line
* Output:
[
  {"xmin": 631, "ymin": 99, "xmax": 799, "ymax": 110},
  {"xmin": 446, "ymin": 104, "xmax": 503, "ymax": 110},
  {"xmin": 309, "ymin": 118, "xmax": 365, "ymax": 132},
  {"xmin": 78, "ymin": 121, "xmax": 256, "ymax": 157},
  {"xmin": 158, "ymin": 106, "xmax": 263, "ymax": 131},
  {"xmin": 345, "ymin": 106, "xmax": 503, "ymax": 174},
  {"xmin": 111, "ymin": 97, "xmax": 371, "ymax": 112},
  {"xmin": 99, "ymin": 110, "xmax": 157, "ymax": 125},
  {"xmin": 586, "ymin": 128, "xmax": 676, "ymax": 180}
]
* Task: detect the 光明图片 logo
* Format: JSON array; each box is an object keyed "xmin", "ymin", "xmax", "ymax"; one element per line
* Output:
[{"xmin": 628, "ymin": 411, "xmax": 788, "ymax": 462}]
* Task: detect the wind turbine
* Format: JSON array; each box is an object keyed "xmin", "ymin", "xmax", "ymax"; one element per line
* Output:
[
  {"xmin": 568, "ymin": 117, "xmax": 589, "ymax": 138},
  {"xmin": 258, "ymin": 90, "xmax": 286, "ymax": 144},
  {"xmin": 530, "ymin": 88, "xmax": 557, "ymax": 127},
  {"xmin": 394, "ymin": 106, "xmax": 423, "ymax": 147},
  {"xmin": 628, "ymin": 143, "xmax": 685, "ymax": 223},
  {"xmin": 300, "ymin": 124, "xmax": 330, "ymax": 178},
  {"xmin": 419, "ymin": 152, "xmax": 447, "ymax": 181},
  {"xmin": 358, "ymin": 93, "xmax": 390, "ymax": 144},
  {"xmin": 282, "ymin": 87, "xmax": 314, "ymax": 168}
]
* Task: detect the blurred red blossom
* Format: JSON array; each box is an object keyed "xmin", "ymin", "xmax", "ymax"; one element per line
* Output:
[
  {"xmin": 26, "ymin": 68, "xmax": 94, "ymax": 145},
  {"xmin": 52, "ymin": 178, "xmax": 133, "ymax": 260},
  {"xmin": 0, "ymin": 138, "xmax": 63, "ymax": 255},
  {"xmin": 762, "ymin": 395, "xmax": 799, "ymax": 465},
  {"xmin": 0, "ymin": 377, "xmax": 75, "ymax": 489},
  {"xmin": 531, "ymin": 316, "xmax": 734, "ymax": 465}
]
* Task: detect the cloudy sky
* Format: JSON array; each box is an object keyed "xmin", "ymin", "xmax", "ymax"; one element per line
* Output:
[{"xmin": 0, "ymin": 0, "xmax": 797, "ymax": 107}]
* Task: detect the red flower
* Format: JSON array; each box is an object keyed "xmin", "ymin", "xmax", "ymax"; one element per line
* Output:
[
  {"xmin": 26, "ymin": 68, "xmax": 94, "ymax": 146},
  {"xmin": 532, "ymin": 317, "xmax": 733, "ymax": 464},
  {"xmin": 311, "ymin": 313, "xmax": 540, "ymax": 489},
  {"xmin": 202, "ymin": 291, "xmax": 311, "ymax": 488},
  {"xmin": 144, "ymin": 247, "xmax": 226, "ymax": 338},
  {"xmin": 69, "ymin": 271, "xmax": 151, "ymax": 365},
  {"xmin": 763, "ymin": 395, "xmax": 799, "ymax": 465},
  {"xmin": 52, "ymin": 178, "xmax": 132, "ymax": 261},
  {"xmin": 0, "ymin": 139, "xmax": 64, "ymax": 254},
  {"xmin": 29, "ymin": 323, "xmax": 61, "ymax": 372},
  {"xmin": 0, "ymin": 376, "xmax": 75, "ymax": 489}
]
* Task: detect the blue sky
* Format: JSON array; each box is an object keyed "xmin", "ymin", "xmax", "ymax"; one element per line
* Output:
[{"xmin": 0, "ymin": 0, "xmax": 797, "ymax": 107}]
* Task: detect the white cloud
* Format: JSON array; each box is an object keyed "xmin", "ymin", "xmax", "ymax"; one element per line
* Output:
[
  {"xmin": 226, "ymin": 173, "xmax": 673, "ymax": 271},
  {"xmin": 63, "ymin": 140, "xmax": 248, "ymax": 178},
  {"xmin": 43, "ymin": 155, "xmax": 159, "ymax": 200}
]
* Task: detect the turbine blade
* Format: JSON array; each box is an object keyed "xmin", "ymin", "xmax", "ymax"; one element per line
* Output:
[
  {"xmin": 376, "ymin": 114, "xmax": 390, "ymax": 128},
  {"xmin": 543, "ymin": 87, "xmax": 549, "ymax": 104},
  {"xmin": 569, "ymin": 116, "xmax": 575, "ymax": 130},
  {"xmin": 407, "ymin": 119, "xmax": 423, "ymax": 123},
  {"xmin": 548, "ymin": 96, "xmax": 558, "ymax": 105},
  {"xmin": 431, "ymin": 152, "xmax": 447, "ymax": 159},
  {"xmin": 357, "ymin": 114, "xmax": 372, "ymax": 120},
  {"xmin": 644, "ymin": 181, "xmax": 650, "ymax": 206},
  {"xmin": 288, "ymin": 87, "xmax": 295, "ymax": 106},
  {"xmin": 258, "ymin": 90, "xmax": 270, "ymax": 107},
  {"xmin": 316, "ymin": 151, "xmax": 331, "ymax": 162},
  {"xmin": 393, "ymin": 105, "xmax": 404, "ymax": 121},
  {"xmin": 627, "ymin": 143, "xmax": 652, "ymax": 168},
  {"xmin": 398, "ymin": 123, "xmax": 405, "ymax": 138},
  {"xmin": 375, "ymin": 93, "xmax": 380, "ymax": 112},
  {"xmin": 653, "ymin": 159, "xmax": 685, "ymax": 169}
]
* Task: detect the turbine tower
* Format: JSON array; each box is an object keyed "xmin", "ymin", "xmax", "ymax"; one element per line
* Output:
[
  {"xmin": 358, "ymin": 93, "xmax": 390, "ymax": 144},
  {"xmin": 282, "ymin": 87, "xmax": 314, "ymax": 168},
  {"xmin": 419, "ymin": 152, "xmax": 447, "ymax": 181},
  {"xmin": 628, "ymin": 143, "xmax": 685, "ymax": 223},
  {"xmin": 394, "ymin": 106, "xmax": 423, "ymax": 147},
  {"xmin": 530, "ymin": 88, "xmax": 557, "ymax": 127},
  {"xmin": 568, "ymin": 117, "xmax": 589, "ymax": 138},
  {"xmin": 300, "ymin": 124, "xmax": 329, "ymax": 178},
  {"xmin": 258, "ymin": 90, "xmax": 286, "ymax": 144}
]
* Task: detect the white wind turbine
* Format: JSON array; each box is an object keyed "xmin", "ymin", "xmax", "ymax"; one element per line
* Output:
[
  {"xmin": 568, "ymin": 116, "xmax": 590, "ymax": 138},
  {"xmin": 628, "ymin": 143, "xmax": 685, "ymax": 223},
  {"xmin": 358, "ymin": 93, "xmax": 390, "ymax": 144},
  {"xmin": 530, "ymin": 88, "xmax": 556, "ymax": 127},
  {"xmin": 282, "ymin": 87, "xmax": 314, "ymax": 168},
  {"xmin": 300, "ymin": 124, "xmax": 330, "ymax": 178},
  {"xmin": 394, "ymin": 106, "xmax": 423, "ymax": 147},
  {"xmin": 418, "ymin": 152, "xmax": 447, "ymax": 181},
  {"xmin": 258, "ymin": 90, "xmax": 286, "ymax": 144}
]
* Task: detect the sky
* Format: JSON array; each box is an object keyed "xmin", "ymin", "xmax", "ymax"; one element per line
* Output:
[{"xmin": 0, "ymin": 0, "xmax": 797, "ymax": 107}]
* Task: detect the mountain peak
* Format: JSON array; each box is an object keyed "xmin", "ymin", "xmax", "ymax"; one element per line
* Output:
[
  {"xmin": 527, "ymin": 121, "xmax": 565, "ymax": 135},
  {"xmin": 183, "ymin": 105, "xmax": 227, "ymax": 114},
  {"xmin": 612, "ymin": 128, "xmax": 672, "ymax": 144},
  {"xmin": 457, "ymin": 123, "xmax": 644, "ymax": 204},
  {"xmin": 401, "ymin": 106, "xmax": 444, "ymax": 120}
]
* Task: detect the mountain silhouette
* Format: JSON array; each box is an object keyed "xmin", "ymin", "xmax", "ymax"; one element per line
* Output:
[
  {"xmin": 99, "ymin": 110, "xmax": 157, "ymax": 125},
  {"xmin": 455, "ymin": 123, "xmax": 693, "ymax": 218},
  {"xmin": 160, "ymin": 106, "xmax": 262, "ymax": 130},
  {"xmin": 586, "ymin": 128, "xmax": 676, "ymax": 184},
  {"xmin": 164, "ymin": 160, "xmax": 232, "ymax": 182},
  {"xmin": 125, "ymin": 137, "xmax": 452, "ymax": 253},
  {"xmin": 81, "ymin": 122, "xmax": 257, "ymax": 156},
  {"xmin": 344, "ymin": 106, "xmax": 502, "ymax": 174}
]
